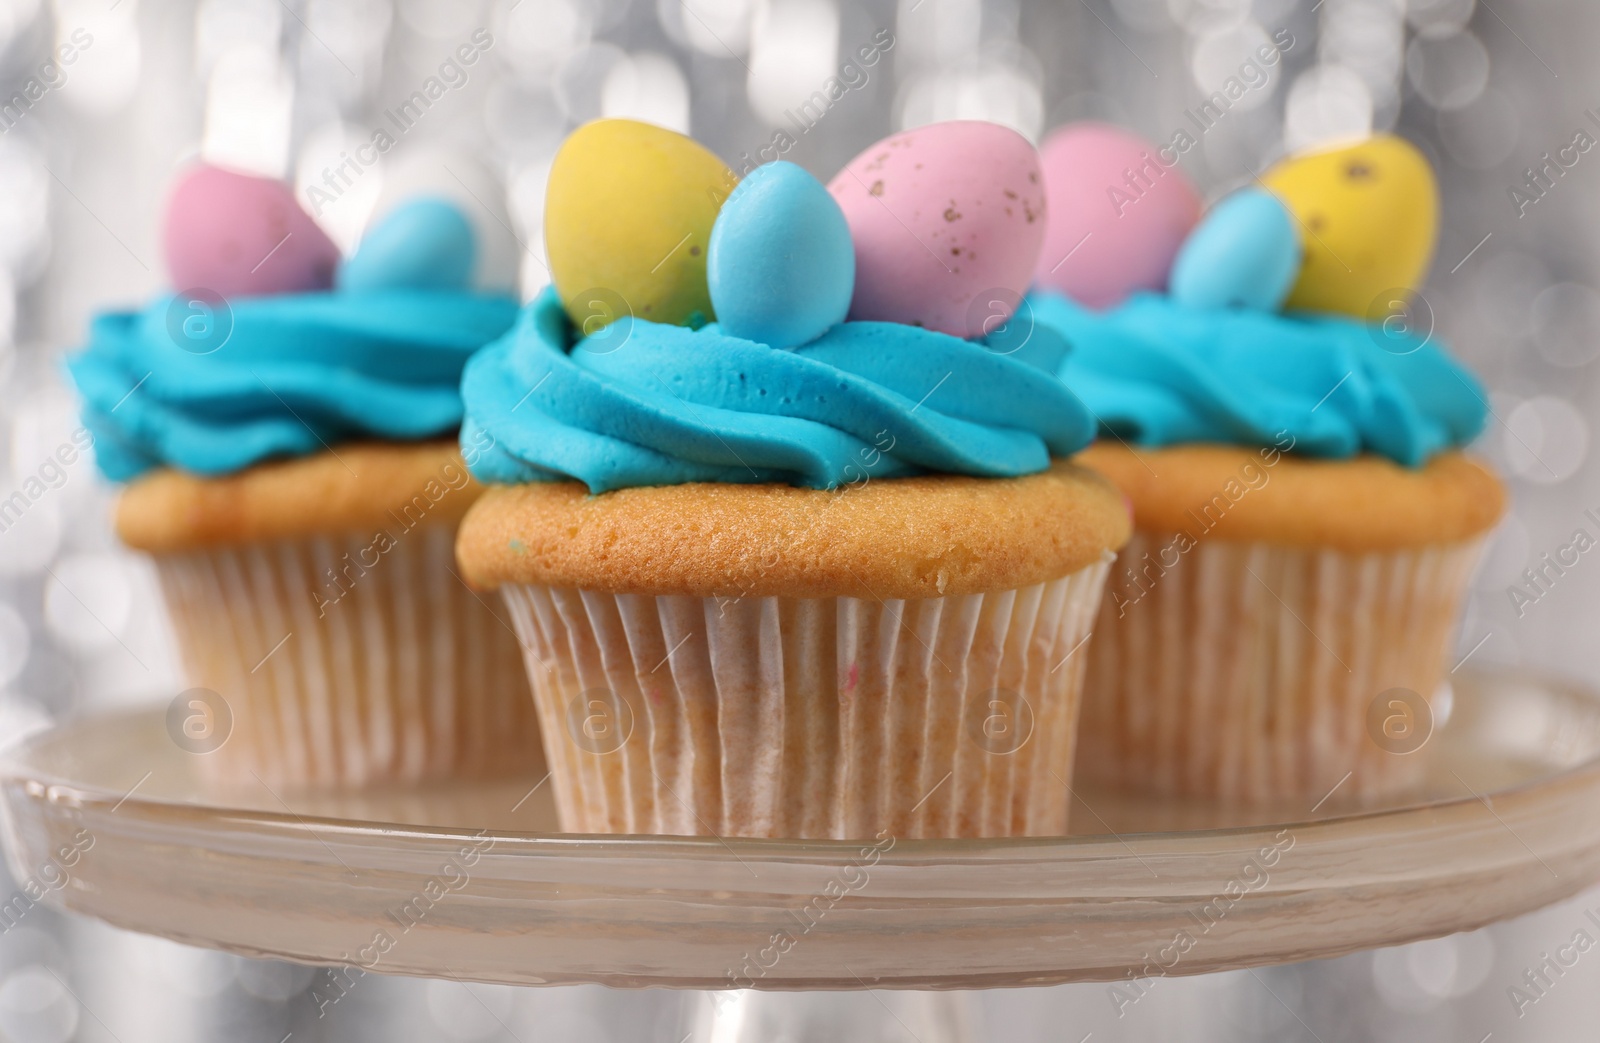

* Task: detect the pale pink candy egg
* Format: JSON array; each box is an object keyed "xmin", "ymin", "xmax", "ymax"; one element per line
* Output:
[
  {"xmin": 163, "ymin": 164, "xmax": 340, "ymax": 298},
  {"xmin": 827, "ymin": 121, "xmax": 1046, "ymax": 338},
  {"xmin": 1033, "ymin": 122, "xmax": 1202, "ymax": 309}
]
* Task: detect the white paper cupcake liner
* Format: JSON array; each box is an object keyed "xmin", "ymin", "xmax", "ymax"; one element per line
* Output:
[
  {"xmin": 153, "ymin": 525, "xmax": 540, "ymax": 788},
  {"xmin": 1078, "ymin": 532, "xmax": 1487, "ymax": 804},
  {"xmin": 500, "ymin": 556, "xmax": 1112, "ymax": 840}
]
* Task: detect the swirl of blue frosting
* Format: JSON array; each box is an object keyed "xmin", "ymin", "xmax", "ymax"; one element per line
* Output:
[
  {"xmin": 1032, "ymin": 290, "xmax": 1488, "ymax": 467},
  {"xmin": 461, "ymin": 288, "xmax": 1095, "ymax": 492},
  {"xmin": 69, "ymin": 290, "xmax": 519, "ymax": 481}
]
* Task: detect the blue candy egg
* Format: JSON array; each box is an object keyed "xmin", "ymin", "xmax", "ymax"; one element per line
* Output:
[
  {"xmin": 338, "ymin": 197, "xmax": 477, "ymax": 292},
  {"xmin": 708, "ymin": 161, "xmax": 854, "ymax": 349},
  {"xmin": 1170, "ymin": 189, "xmax": 1301, "ymax": 312}
]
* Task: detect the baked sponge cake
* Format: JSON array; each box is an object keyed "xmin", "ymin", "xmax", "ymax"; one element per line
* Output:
[
  {"xmin": 67, "ymin": 163, "xmax": 538, "ymax": 789},
  {"xmin": 1075, "ymin": 444, "xmax": 1502, "ymax": 804},
  {"xmin": 115, "ymin": 442, "xmax": 538, "ymax": 787},
  {"xmin": 458, "ymin": 461, "xmax": 1126, "ymax": 600},
  {"xmin": 460, "ymin": 462, "xmax": 1127, "ymax": 839},
  {"xmin": 1031, "ymin": 131, "xmax": 1506, "ymax": 805},
  {"xmin": 455, "ymin": 118, "xmax": 1131, "ymax": 839}
]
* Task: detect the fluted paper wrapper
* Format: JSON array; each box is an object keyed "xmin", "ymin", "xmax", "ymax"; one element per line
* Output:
[
  {"xmin": 501, "ymin": 557, "xmax": 1112, "ymax": 840},
  {"xmin": 153, "ymin": 525, "xmax": 540, "ymax": 788},
  {"xmin": 1079, "ymin": 532, "xmax": 1487, "ymax": 804}
]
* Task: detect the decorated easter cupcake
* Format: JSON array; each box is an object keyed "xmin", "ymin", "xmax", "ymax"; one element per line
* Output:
[
  {"xmin": 67, "ymin": 162, "xmax": 540, "ymax": 788},
  {"xmin": 1032, "ymin": 129, "xmax": 1505, "ymax": 804},
  {"xmin": 455, "ymin": 119, "xmax": 1130, "ymax": 840}
]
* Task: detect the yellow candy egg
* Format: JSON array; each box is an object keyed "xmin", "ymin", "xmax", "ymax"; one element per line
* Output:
[
  {"xmin": 545, "ymin": 119, "xmax": 735, "ymax": 330},
  {"xmin": 1262, "ymin": 135, "xmax": 1438, "ymax": 318}
]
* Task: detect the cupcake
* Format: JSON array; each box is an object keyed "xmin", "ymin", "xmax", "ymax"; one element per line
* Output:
[
  {"xmin": 1033, "ymin": 129, "xmax": 1506, "ymax": 804},
  {"xmin": 454, "ymin": 119, "xmax": 1130, "ymax": 839},
  {"xmin": 67, "ymin": 163, "xmax": 540, "ymax": 788}
]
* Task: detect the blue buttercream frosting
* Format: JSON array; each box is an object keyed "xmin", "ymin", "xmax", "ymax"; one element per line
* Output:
[
  {"xmin": 1032, "ymin": 290, "xmax": 1488, "ymax": 467},
  {"xmin": 461, "ymin": 287, "xmax": 1095, "ymax": 492},
  {"xmin": 70, "ymin": 290, "xmax": 519, "ymax": 481}
]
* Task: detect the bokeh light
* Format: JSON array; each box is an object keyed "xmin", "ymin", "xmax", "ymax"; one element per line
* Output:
[
  {"xmin": 1189, "ymin": 19, "xmax": 1282, "ymax": 114},
  {"xmin": 601, "ymin": 50, "xmax": 691, "ymax": 134},
  {"xmin": 0, "ymin": 966, "xmax": 78, "ymax": 1043},
  {"xmin": 1503, "ymin": 394, "xmax": 1589, "ymax": 484},
  {"xmin": 1406, "ymin": 29, "xmax": 1491, "ymax": 110},
  {"xmin": 202, "ymin": 43, "xmax": 294, "ymax": 176},
  {"xmin": 1284, "ymin": 63, "xmax": 1374, "ymax": 149},
  {"xmin": 898, "ymin": 42, "xmax": 1044, "ymax": 140},
  {"xmin": 497, "ymin": 0, "xmax": 593, "ymax": 84},
  {"xmin": 747, "ymin": 0, "xmax": 840, "ymax": 127}
]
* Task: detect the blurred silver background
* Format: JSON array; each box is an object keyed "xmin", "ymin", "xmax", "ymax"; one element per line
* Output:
[{"xmin": 0, "ymin": 0, "xmax": 1595, "ymax": 1038}]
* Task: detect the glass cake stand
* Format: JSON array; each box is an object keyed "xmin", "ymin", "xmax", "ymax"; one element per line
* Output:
[{"xmin": 2, "ymin": 666, "xmax": 1598, "ymax": 1039}]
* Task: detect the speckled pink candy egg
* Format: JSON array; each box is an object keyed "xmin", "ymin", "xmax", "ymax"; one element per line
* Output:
[
  {"xmin": 163, "ymin": 164, "xmax": 340, "ymax": 298},
  {"xmin": 1033, "ymin": 122, "xmax": 1202, "ymax": 309},
  {"xmin": 827, "ymin": 121, "xmax": 1046, "ymax": 337}
]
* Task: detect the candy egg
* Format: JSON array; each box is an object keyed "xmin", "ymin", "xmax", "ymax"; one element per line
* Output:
[
  {"xmin": 163, "ymin": 164, "xmax": 340, "ymax": 298},
  {"xmin": 370, "ymin": 150, "xmax": 519, "ymax": 292},
  {"xmin": 827, "ymin": 120, "xmax": 1045, "ymax": 337},
  {"xmin": 1261, "ymin": 135, "xmax": 1438, "ymax": 317},
  {"xmin": 1033, "ymin": 122, "xmax": 1202, "ymax": 309},
  {"xmin": 1170, "ymin": 189, "xmax": 1301, "ymax": 311},
  {"xmin": 545, "ymin": 118, "xmax": 734, "ymax": 329},
  {"xmin": 708, "ymin": 162, "xmax": 854, "ymax": 349},
  {"xmin": 337, "ymin": 198, "xmax": 476, "ymax": 292}
]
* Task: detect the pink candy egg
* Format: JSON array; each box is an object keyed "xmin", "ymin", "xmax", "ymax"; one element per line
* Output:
[
  {"xmin": 1033, "ymin": 122, "xmax": 1201, "ymax": 309},
  {"xmin": 828, "ymin": 121, "xmax": 1046, "ymax": 337},
  {"xmin": 163, "ymin": 164, "xmax": 340, "ymax": 298}
]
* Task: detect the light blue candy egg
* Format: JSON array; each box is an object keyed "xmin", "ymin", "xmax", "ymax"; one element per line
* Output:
[
  {"xmin": 708, "ymin": 161, "xmax": 854, "ymax": 349},
  {"xmin": 338, "ymin": 197, "xmax": 477, "ymax": 292},
  {"xmin": 1170, "ymin": 188, "xmax": 1301, "ymax": 312}
]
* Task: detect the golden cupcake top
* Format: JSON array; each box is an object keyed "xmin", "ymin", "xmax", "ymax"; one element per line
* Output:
[
  {"xmin": 116, "ymin": 441, "xmax": 481, "ymax": 552},
  {"xmin": 456, "ymin": 459, "xmax": 1130, "ymax": 599},
  {"xmin": 1077, "ymin": 442, "xmax": 1504, "ymax": 552}
]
